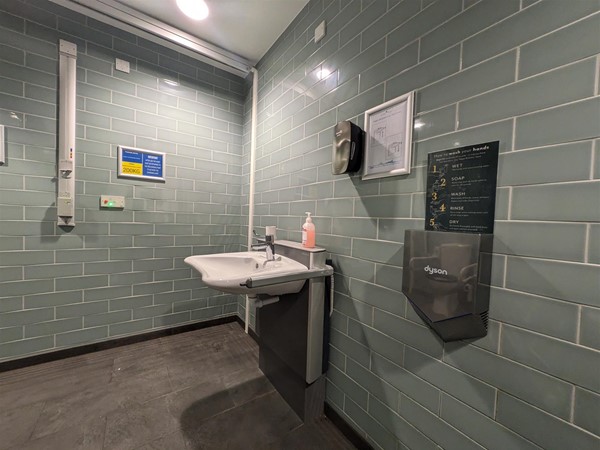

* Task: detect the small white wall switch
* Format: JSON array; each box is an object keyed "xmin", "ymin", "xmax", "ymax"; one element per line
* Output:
[
  {"xmin": 115, "ymin": 58, "xmax": 130, "ymax": 73},
  {"xmin": 100, "ymin": 195, "xmax": 125, "ymax": 209},
  {"xmin": 314, "ymin": 20, "xmax": 326, "ymax": 43}
]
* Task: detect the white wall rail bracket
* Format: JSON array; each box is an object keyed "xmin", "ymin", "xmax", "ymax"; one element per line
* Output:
[{"xmin": 57, "ymin": 39, "xmax": 77, "ymax": 228}]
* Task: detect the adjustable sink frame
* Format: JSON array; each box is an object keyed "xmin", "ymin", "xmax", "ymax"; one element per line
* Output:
[{"xmin": 255, "ymin": 240, "xmax": 332, "ymax": 422}]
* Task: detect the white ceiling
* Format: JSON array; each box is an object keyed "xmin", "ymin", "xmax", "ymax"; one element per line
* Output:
[{"xmin": 114, "ymin": 0, "xmax": 309, "ymax": 65}]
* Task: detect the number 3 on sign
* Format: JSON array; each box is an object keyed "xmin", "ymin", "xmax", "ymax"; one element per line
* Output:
[{"xmin": 432, "ymin": 192, "xmax": 438, "ymax": 200}]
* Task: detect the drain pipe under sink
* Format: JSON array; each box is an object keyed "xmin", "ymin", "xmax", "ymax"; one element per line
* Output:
[
  {"xmin": 245, "ymin": 66, "xmax": 259, "ymax": 334},
  {"xmin": 249, "ymin": 295, "xmax": 280, "ymax": 309}
]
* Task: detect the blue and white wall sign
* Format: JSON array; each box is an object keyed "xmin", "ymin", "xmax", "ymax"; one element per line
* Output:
[{"xmin": 117, "ymin": 146, "xmax": 166, "ymax": 182}]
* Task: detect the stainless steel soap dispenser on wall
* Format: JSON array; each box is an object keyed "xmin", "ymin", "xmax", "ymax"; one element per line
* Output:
[{"xmin": 332, "ymin": 121, "xmax": 364, "ymax": 174}]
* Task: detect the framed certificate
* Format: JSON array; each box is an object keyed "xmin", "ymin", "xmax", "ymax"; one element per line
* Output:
[{"xmin": 362, "ymin": 91, "xmax": 414, "ymax": 180}]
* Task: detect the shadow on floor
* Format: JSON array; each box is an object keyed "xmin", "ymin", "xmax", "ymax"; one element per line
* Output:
[{"xmin": 0, "ymin": 322, "xmax": 355, "ymax": 450}]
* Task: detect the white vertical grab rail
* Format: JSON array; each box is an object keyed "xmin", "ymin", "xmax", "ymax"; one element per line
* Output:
[
  {"xmin": 245, "ymin": 67, "xmax": 259, "ymax": 334},
  {"xmin": 57, "ymin": 40, "xmax": 77, "ymax": 228}
]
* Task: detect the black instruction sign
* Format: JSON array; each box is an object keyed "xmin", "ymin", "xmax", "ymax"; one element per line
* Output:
[{"xmin": 425, "ymin": 141, "xmax": 499, "ymax": 234}]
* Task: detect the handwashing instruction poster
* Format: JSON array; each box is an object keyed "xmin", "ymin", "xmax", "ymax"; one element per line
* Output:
[{"xmin": 425, "ymin": 141, "xmax": 499, "ymax": 234}]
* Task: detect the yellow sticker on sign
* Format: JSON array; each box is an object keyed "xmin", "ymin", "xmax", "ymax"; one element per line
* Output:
[{"xmin": 121, "ymin": 161, "xmax": 142, "ymax": 175}]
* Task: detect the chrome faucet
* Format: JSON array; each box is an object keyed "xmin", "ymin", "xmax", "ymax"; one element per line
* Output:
[{"xmin": 251, "ymin": 232, "xmax": 275, "ymax": 261}]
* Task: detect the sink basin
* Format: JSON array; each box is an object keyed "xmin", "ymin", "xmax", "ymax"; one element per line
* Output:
[{"xmin": 184, "ymin": 251, "xmax": 313, "ymax": 296}]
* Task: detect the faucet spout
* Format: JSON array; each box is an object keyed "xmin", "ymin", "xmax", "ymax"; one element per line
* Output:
[
  {"xmin": 251, "ymin": 232, "xmax": 275, "ymax": 261},
  {"xmin": 265, "ymin": 243, "xmax": 274, "ymax": 261}
]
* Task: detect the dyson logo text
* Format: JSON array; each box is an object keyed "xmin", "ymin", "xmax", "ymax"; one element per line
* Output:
[{"xmin": 424, "ymin": 265, "xmax": 448, "ymax": 276}]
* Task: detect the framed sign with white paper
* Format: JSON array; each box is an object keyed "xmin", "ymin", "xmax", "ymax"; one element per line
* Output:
[{"xmin": 362, "ymin": 91, "xmax": 414, "ymax": 180}]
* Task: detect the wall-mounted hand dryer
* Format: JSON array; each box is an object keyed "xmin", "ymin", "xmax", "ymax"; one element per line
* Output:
[{"xmin": 402, "ymin": 229, "xmax": 492, "ymax": 341}]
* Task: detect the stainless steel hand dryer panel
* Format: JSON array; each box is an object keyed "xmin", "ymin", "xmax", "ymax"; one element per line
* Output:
[{"xmin": 332, "ymin": 121, "xmax": 363, "ymax": 174}]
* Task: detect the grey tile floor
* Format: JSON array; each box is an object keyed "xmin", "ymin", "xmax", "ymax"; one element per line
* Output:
[{"xmin": 0, "ymin": 322, "xmax": 356, "ymax": 450}]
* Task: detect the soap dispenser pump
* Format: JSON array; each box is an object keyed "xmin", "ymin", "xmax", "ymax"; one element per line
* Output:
[{"xmin": 302, "ymin": 212, "xmax": 315, "ymax": 248}]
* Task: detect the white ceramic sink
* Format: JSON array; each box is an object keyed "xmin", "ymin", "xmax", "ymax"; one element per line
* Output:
[{"xmin": 184, "ymin": 251, "xmax": 313, "ymax": 296}]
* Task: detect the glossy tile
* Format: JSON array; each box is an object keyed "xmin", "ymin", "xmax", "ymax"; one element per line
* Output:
[
  {"xmin": 459, "ymin": 59, "xmax": 596, "ymax": 129},
  {"xmin": 489, "ymin": 287, "xmax": 579, "ymax": 342},
  {"xmin": 511, "ymin": 181, "xmax": 600, "ymax": 222},
  {"xmin": 573, "ymin": 387, "xmax": 600, "ymax": 436},
  {"xmin": 386, "ymin": 0, "xmax": 462, "ymax": 56},
  {"xmin": 501, "ymin": 324, "xmax": 600, "ymax": 392},
  {"xmin": 368, "ymin": 395, "xmax": 437, "ymax": 450},
  {"xmin": 519, "ymin": 13, "xmax": 600, "ymax": 78},
  {"xmin": 399, "ymin": 394, "xmax": 482, "ymax": 450},
  {"xmin": 514, "ymin": 97, "xmax": 600, "ymax": 150},
  {"xmin": 443, "ymin": 340, "xmax": 573, "ymax": 419},
  {"xmin": 420, "ymin": 0, "xmax": 519, "ymax": 60},
  {"xmin": 403, "ymin": 347, "xmax": 496, "ymax": 416},
  {"xmin": 463, "ymin": 0, "xmax": 600, "ymax": 67},
  {"xmin": 498, "ymin": 141, "xmax": 592, "ymax": 186},
  {"xmin": 580, "ymin": 306, "xmax": 600, "ymax": 350},
  {"xmin": 493, "ymin": 221, "xmax": 587, "ymax": 262},
  {"xmin": 440, "ymin": 393, "xmax": 540, "ymax": 450},
  {"xmin": 496, "ymin": 392, "xmax": 599, "ymax": 450}
]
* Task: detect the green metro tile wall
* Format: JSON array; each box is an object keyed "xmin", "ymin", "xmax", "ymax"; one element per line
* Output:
[
  {"xmin": 242, "ymin": 0, "xmax": 600, "ymax": 449},
  {"xmin": 0, "ymin": 0, "xmax": 245, "ymax": 361}
]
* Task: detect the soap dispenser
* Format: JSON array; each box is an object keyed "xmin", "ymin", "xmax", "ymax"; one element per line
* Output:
[{"xmin": 302, "ymin": 212, "xmax": 315, "ymax": 248}]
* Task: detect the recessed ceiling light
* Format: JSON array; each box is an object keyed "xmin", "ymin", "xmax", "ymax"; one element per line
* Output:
[{"xmin": 176, "ymin": 0, "xmax": 209, "ymax": 20}]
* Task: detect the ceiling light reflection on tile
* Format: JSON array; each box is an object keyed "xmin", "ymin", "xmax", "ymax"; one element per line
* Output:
[
  {"xmin": 316, "ymin": 68, "xmax": 331, "ymax": 80},
  {"xmin": 176, "ymin": 0, "xmax": 209, "ymax": 20}
]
